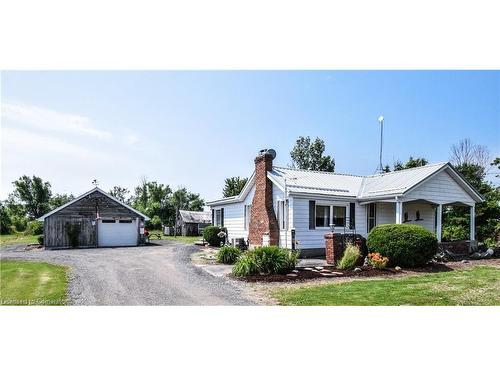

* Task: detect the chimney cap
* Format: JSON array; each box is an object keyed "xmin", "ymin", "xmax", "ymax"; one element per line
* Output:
[{"xmin": 258, "ymin": 148, "xmax": 277, "ymax": 160}]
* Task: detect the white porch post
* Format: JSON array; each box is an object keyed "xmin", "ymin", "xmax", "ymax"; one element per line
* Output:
[
  {"xmin": 395, "ymin": 200, "xmax": 403, "ymax": 224},
  {"xmin": 470, "ymin": 204, "xmax": 476, "ymax": 241},
  {"xmin": 436, "ymin": 204, "xmax": 443, "ymax": 242}
]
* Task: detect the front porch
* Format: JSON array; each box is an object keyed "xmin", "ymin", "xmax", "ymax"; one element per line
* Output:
[{"xmin": 361, "ymin": 198, "xmax": 477, "ymax": 251}]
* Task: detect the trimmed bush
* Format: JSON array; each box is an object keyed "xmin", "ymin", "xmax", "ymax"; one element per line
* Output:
[
  {"xmin": 202, "ymin": 225, "xmax": 225, "ymax": 247},
  {"xmin": 367, "ymin": 224, "xmax": 438, "ymax": 267},
  {"xmin": 217, "ymin": 245, "xmax": 242, "ymax": 264},
  {"xmin": 25, "ymin": 220, "xmax": 44, "ymax": 235},
  {"xmin": 232, "ymin": 246, "xmax": 299, "ymax": 276},
  {"xmin": 337, "ymin": 244, "xmax": 360, "ymax": 270}
]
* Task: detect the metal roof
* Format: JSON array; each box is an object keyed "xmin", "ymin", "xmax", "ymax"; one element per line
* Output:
[
  {"xmin": 207, "ymin": 161, "xmax": 483, "ymax": 206},
  {"xmin": 269, "ymin": 167, "xmax": 363, "ymax": 197},
  {"xmin": 358, "ymin": 162, "xmax": 448, "ymax": 198},
  {"xmin": 178, "ymin": 210, "xmax": 211, "ymax": 223}
]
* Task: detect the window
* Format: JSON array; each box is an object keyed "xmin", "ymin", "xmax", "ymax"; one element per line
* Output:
[
  {"xmin": 119, "ymin": 219, "xmax": 133, "ymax": 223},
  {"xmin": 277, "ymin": 201, "xmax": 286, "ymax": 230},
  {"xmin": 244, "ymin": 204, "xmax": 252, "ymax": 230},
  {"xmin": 215, "ymin": 209, "xmax": 222, "ymax": 226},
  {"xmin": 102, "ymin": 219, "xmax": 116, "ymax": 223},
  {"xmin": 367, "ymin": 203, "xmax": 376, "ymax": 232},
  {"xmin": 332, "ymin": 206, "xmax": 346, "ymax": 227},
  {"xmin": 315, "ymin": 205, "xmax": 330, "ymax": 227}
]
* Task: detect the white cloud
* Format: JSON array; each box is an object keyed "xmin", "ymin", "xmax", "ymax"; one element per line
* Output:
[{"xmin": 1, "ymin": 102, "xmax": 112, "ymax": 139}]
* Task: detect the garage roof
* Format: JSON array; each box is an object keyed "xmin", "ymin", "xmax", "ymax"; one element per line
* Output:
[{"xmin": 37, "ymin": 187, "xmax": 150, "ymax": 221}]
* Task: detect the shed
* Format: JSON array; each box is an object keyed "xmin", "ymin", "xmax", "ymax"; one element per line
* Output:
[
  {"xmin": 176, "ymin": 210, "xmax": 211, "ymax": 236},
  {"xmin": 38, "ymin": 187, "xmax": 149, "ymax": 249}
]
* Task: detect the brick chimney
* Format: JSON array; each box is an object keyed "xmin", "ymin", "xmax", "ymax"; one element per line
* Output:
[{"xmin": 248, "ymin": 149, "xmax": 279, "ymax": 247}]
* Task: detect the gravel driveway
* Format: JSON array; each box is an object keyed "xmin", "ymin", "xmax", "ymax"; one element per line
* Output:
[{"xmin": 1, "ymin": 241, "xmax": 255, "ymax": 306}]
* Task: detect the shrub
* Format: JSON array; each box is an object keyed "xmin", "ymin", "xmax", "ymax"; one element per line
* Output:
[
  {"xmin": 232, "ymin": 246, "xmax": 299, "ymax": 276},
  {"xmin": 37, "ymin": 235, "xmax": 44, "ymax": 245},
  {"xmin": 65, "ymin": 222, "xmax": 81, "ymax": 248},
  {"xmin": 367, "ymin": 252, "xmax": 389, "ymax": 269},
  {"xmin": 367, "ymin": 224, "xmax": 438, "ymax": 267},
  {"xmin": 25, "ymin": 220, "xmax": 44, "ymax": 235},
  {"xmin": 202, "ymin": 225, "xmax": 225, "ymax": 247},
  {"xmin": 232, "ymin": 252, "xmax": 259, "ymax": 277},
  {"xmin": 337, "ymin": 244, "xmax": 360, "ymax": 270},
  {"xmin": 217, "ymin": 245, "xmax": 242, "ymax": 264}
]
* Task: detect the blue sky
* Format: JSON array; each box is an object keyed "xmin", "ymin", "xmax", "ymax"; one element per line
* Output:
[{"xmin": 1, "ymin": 71, "xmax": 499, "ymax": 202}]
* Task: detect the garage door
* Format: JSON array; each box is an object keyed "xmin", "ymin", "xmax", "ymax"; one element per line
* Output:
[{"xmin": 98, "ymin": 219, "xmax": 138, "ymax": 247}]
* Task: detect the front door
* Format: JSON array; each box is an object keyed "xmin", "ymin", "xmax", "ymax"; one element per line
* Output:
[{"xmin": 367, "ymin": 203, "xmax": 377, "ymax": 233}]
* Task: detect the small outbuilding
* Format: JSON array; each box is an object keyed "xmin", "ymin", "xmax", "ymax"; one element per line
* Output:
[
  {"xmin": 176, "ymin": 210, "xmax": 211, "ymax": 236},
  {"xmin": 38, "ymin": 187, "xmax": 149, "ymax": 249}
]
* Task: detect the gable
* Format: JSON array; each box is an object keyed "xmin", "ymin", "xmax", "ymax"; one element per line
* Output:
[
  {"xmin": 404, "ymin": 169, "xmax": 476, "ymax": 205},
  {"xmin": 54, "ymin": 190, "xmax": 140, "ymax": 219},
  {"xmin": 38, "ymin": 187, "xmax": 149, "ymax": 220}
]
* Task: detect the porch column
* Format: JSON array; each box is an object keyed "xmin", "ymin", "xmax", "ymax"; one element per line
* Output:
[
  {"xmin": 395, "ymin": 200, "xmax": 403, "ymax": 224},
  {"xmin": 436, "ymin": 204, "xmax": 442, "ymax": 242},
  {"xmin": 470, "ymin": 204, "xmax": 476, "ymax": 241}
]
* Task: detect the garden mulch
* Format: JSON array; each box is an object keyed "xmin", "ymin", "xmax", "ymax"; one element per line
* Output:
[{"xmin": 230, "ymin": 265, "xmax": 401, "ymax": 283}]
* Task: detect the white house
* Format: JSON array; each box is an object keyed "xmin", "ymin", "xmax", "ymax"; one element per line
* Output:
[{"xmin": 207, "ymin": 149, "xmax": 483, "ymax": 256}]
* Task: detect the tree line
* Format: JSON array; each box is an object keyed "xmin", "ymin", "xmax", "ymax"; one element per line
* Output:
[{"xmin": 0, "ymin": 177, "xmax": 204, "ymax": 234}]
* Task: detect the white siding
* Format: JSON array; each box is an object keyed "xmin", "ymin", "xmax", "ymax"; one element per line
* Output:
[
  {"xmin": 405, "ymin": 169, "xmax": 475, "ymax": 205},
  {"xmin": 376, "ymin": 202, "xmax": 396, "ymax": 225},
  {"xmin": 355, "ymin": 203, "xmax": 367, "ymax": 237},
  {"xmin": 211, "ymin": 185, "xmax": 255, "ymax": 243},
  {"xmin": 372, "ymin": 201, "xmax": 436, "ymax": 234},
  {"xmin": 403, "ymin": 202, "xmax": 436, "ymax": 233},
  {"xmin": 292, "ymin": 197, "xmax": 353, "ymax": 250}
]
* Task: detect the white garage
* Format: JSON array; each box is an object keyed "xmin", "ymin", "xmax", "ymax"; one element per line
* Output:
[{"xmin": 98, "ymin": 218, "xmax": 139, "ymax": 247}]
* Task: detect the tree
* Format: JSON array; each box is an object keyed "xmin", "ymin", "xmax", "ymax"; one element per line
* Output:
[
  {"xmin": 50, "ymin": 193, "xmax": 74, "ymax": 210},
  {"xmin": 450, "ymin": 138, "xmax": 490, "ymax": 169},
  {"xmin": 491, "ymin": 157, "xmax": 500, "ymax": 178},
  {"xmin": 393, "ymin": 156, "xmax": 428, "ymax": 171},
  {"xmin": 108, "ymin": 186, "xmax": 130, "ymax": 202},
  {"xmin": 129, "ymin": 179, "xmax": 173, "ymax": 228},
  {"xmin": 11, "ymin": 175, "xmax": 52, "ymax": 219},
  {"xmin": 443, "ymin": 141, "xmax": 499, "ymax": 244},
  {"xmin": 223, "ymin": 177, "xmax": 248, "ymax": 197},
  {"xmin": 0, "ymin": 202, "xmax": 12, "ymax": 234},
  {"xmin": 171, "ymin": 187, "xmax": 204, "ymax": 212},
  {"xmin": 290, "ymin": 136, "xmax": 335, "ymax": 172}
]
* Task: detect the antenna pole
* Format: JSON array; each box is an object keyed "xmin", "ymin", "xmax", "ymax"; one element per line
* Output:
[{"xmin": 377, "ymin": 116, "xmax": 384, "ymax": 173}]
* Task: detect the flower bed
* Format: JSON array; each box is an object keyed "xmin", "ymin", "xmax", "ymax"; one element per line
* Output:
[{"xmin": 231, "ymin": 265, "xmax": 400, "ymax": 283}]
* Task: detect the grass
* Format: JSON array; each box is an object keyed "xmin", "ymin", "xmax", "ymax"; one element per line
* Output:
[
  {"xmin": 273, "ymin": 266, "xmax": 500, "ymax": 306},
  {"xmin": 0, "ymin": 260, "xmax": 68, "ymax": 305},
  {"xmin": 148, "ymin": 230, "xmax": 202, "ymax": 244},
  {"xmin": 1, "ymin": 233, "xmax": 39, "ymax": 247},
  {"xmin": 163, "ymin": 236, "xmax": 202, "ymax": 244}
]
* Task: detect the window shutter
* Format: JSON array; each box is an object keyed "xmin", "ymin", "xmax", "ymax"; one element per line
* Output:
[
  {"xmin": 211, "ymin": 209, "xmax": 214, "ymax": 225},
  {"xmin": 349, "ymin": 203, "xmax": 355, "ymax": 229},
  {"xmin": 309, "ymin": 200, "xmax": 316, "ymax": 230},
  {"xmin": 221, "ymin": 208, "xmax": 224, "ymax": 227}
]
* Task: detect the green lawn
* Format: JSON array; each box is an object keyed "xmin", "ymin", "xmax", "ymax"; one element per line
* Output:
[
  {"xmin": 148, "ymin": 230, "xmax": 202, "ymax": 244},
  {"xmin": 163, "ymin": 236, "xmax": 202, "ymax": 244},
  {"xmin": 0, "ymin": 260, "xmax": 68, "ymax": 305},
  {"xmin": 273, "ymin": 266, "xmax": 500, "ymax": 306},
  {"xmin": 1, "ymin": 233, "xmax": 39, "ymax": 247}
]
